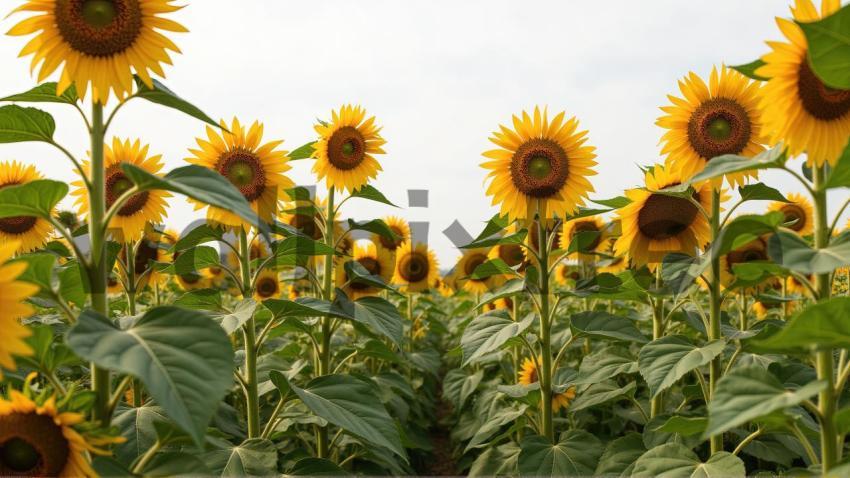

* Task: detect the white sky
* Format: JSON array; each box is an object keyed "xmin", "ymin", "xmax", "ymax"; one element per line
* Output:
[{"xmin": 0, "ymin": 0, "xmax": 847, "ymax": 264}]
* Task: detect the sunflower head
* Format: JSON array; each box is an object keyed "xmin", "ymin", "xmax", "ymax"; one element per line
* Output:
[
  {"xmin": 560, "ymin": 215, "xmax": 609, "ymax": 261},
  {"xmin": 658, "ymin": 66, "xmax": 765, "ymax": 188},
  {"xmin": 719, "ymin": 237, "xmax": 771, "ymax": 289},
  {"xmin": 482, "ymin": 107, "xmax": 597, "ymax": 221},
  {"xmin": 8, "ymin": 0, "xmax": 187, "ymax": 104},
  {"xmin": 768, "ymin": 192, "xmax": 814, "ymax": 236},
  {"xmin": 0, "ymin": 161, "xmax": 54, "ymax": 254},
  {"xmin": 0, "ymin": 241, "xmax": 37, "ymax": 377},
  {"xmin": 336, "ymin": 241, "xmax": 396, "ymax": 300},
  {"xmin": 187, "ymin": 118, "xmax": 294, "ymax": 230},
  {"xmin": 554, "ymin": 263, "xmax": 582, "ymax": 286},
  {"xmin": 456, "ymin": 248, "xmax": 505, "ymax": 295},
  {"xmin": 373, "ymin": 216, "xmax": 410, "ymax": 252},
  {"xmin": 282, "ymin": 198, "xmax": 324, "ymax": 241},
  {"xmin": 254, "ymin": 270, "xmax": 281, "ymax": 301},
  {"xmin": 433, "ymin": 277, "xmax": 455, "ymax": 297},
  {"xmin": 392, "ymin": 241, "xmax": 439, "ymax": 293},
  {"xmin": 313, "ymin": 105, "xmax": 386, "ymax": 193},
  {"xmin": 753, "ymin": 299, "xmax": 784, "ymax": 320},
  {"xmin": 756, "ymin": 0, "xmax": 849, "ymax": 167}
]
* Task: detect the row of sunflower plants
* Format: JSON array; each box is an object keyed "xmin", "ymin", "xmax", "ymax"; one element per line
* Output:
[
  {"xmin": 434, "ymin": 1, "xmax": 850, "ymax": 476},
  {"xmin": 0, "ymin": 0, "xmax": 451, "ymax": 475}
]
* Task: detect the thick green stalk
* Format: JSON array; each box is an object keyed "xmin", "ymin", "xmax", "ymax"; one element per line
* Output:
[
  {"xmin": 89, "ymin": 102, "xmax": 111, "ymax": 424},
  {"xmin": 812, "ymin": 166, "xmax": 837, "ymax": 472},
  {"xmin": 707, "ymin": 188, "xmax": 723, "ymax": 454},
  {"xmin": 125, "ymin": 242, "xmax": 143, "ymax": 407},
  {"xmin": 317, "ymin": 187, "xmax": 336, "ymax": 458},
  {"xmin": 239, "ymin": 230, "xmax": 260, "ymax": 438},
  {"xmin": 536, "ymin": 218, "xmax": 554, "ymax": 443},
  {"xmin": 651, "ymin": 266, "xmax": 664, "ymax": 417}
]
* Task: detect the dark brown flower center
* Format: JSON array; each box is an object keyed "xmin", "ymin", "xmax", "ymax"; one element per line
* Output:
[
  {"xmin": 510, "ymin": 139, "xmax": 570, "ymax": 198},
  {"xmin": 134, "ymin": 238, "xmax": 160, "ymax": 273},
  {"xmin": 638, "ymin": 193, "xmax": 699, "ymax": 240},
  {"xmin": 216, "ymin": 150, "xmax": 266, "ymax": 202},
  {"xmin": 0, "ymin": 182, "xmax": 37, "ymax": 235},
  {"xmin": 399, "ymin": 252, "xmax": 429, "ymax": 283},
  {"xmin": 527, "ymin": 366, "xmax": 538, "ymax": 384},
  {"xmin": 726, "ymin": 240, "xmax": 767, "ymax": 272},
  {"xmin": 571, "ymin": 221, "xmax": 602, "ymax": 251},
  {"xmin": 256, "ymin": 276, "xmax": 279, "ymax": 298},
  {"xmin": 289, "ymin": 214, "xmax": 322, "ymax": 241},
  {"xmin": 687, "ymin": 97, "xmax": 752, "ymax": 160},
  {"xmin": 327, "ymin": 126, "xmax": 366, "ymax": 171},
  {"xmin": 0, "ymin": 413, "xmax": 70, "ymax": 476},
  {"xmin": 464, "ymin": 253, "xmax": 488, "ymax": 279},
  {"xmin": 350, "ymin": 257, "xmax": 381, "ymax": 290},
  {"xmin": 781, "ymin": 204, "xmax": 807, "ymax": 232},
  {"xmin": 106, "ymin": 165, "xmax": 149, "ymax": 217},
  {"xmin": 55, "ymin": 0, "xmax": 143, "ymax": 57},
  {"xmin": 798, "ymin": 58, "xmax": 850, "ymax": 121},
  {"xmin": 180, "ymin": 272, "xmax": 202, "ymax": 285},
  {"xmin": 379, "ymin": 225, "xmax": 405, "ymax": 250},
  {"xmin": 497, "ymin": 244, "xmax": 525, "ymax": 267}
]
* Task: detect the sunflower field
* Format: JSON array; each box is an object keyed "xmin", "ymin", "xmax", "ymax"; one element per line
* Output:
[{"xmin": 1, "ymin": 0, "xmax": 850, "ymax": 477}]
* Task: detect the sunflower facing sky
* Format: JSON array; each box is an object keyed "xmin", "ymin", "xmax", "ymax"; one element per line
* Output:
[
  {"xmin": 337, "ymin": 241, "xmax": 396, "ymax": 300},
  {"xmin": 313, "ymin": 104, "xmax": 386, "ymax": 193},
  {"xmin": 757, "ymin": 0, "xmax": 850, "ymax": 168},
  {"xmin": 0, "ymin": 161, "xmax": 54, "ymax": 253},
  {"xmin": 482, "ymin": 107, "xmax": 597, "ymax": 221},
  {"xmin": 0, "ymin": 241, "xmax": 37, "ymax": 378},
  {"xmin": 658, "ymin": 65, "xmax": 765, "ymax": 188},
  {"xmin": 392, "ymin": 241, "xmax": 439, "ymax": 293},
  {"xmin": 71, "ymin": 138, "xmax": 170, "ymax": 243},
  {"xmin": 517, "ymin": 356, "xmax": 577, "ymax": 412},
  {"xmin": 768, "ymin": 192, "xmax": 814, "ymax": 236},
  {"xmin": 187, "ymin": 118, "xmax": 294, "ymax": 229},
  {"xmin": 8, "ymin": 0, "xmax": 187, "ymax": 104},
  {"xmin": 615, "ymin": 164, "xmax": 718, "ymax": 267}
]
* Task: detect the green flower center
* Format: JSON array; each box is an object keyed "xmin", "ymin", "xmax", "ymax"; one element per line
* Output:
[
  {"xmin": 342, "ymin": 140, "xmax": 357, "ymax": 156},
  {"xmin": 82, "ymin": 0, "xmax": 117, "ymax": 27},
  {"xmin": 707, "ymin": 117, "xmax": 732, "ymax": 141},
  {"xmin": 227, "ymin": 162, "xmax": 255, "ymax": 188},
  {"xmin": 527, "ymin": 156, "xmax": 552, "ymax": 179}
]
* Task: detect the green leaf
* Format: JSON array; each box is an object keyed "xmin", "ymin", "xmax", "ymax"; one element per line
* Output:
[
  {"xmin": 574, "ymin": 346, "xmax": 639, "ymax": 385},
  {"xmin": 469, "ymin": 443, "xmax": 521, "ymax": 477},
  {"xmin": 0, "ymin": 180, "xmax": 68, "ymax": 219},
  {"xmin": 289, "ymin": 141, "xmax": 316, "ymax": 160},
  {"xmin": 689, "ymin": 145, "xmax": 786, "ymax": 184},
  {"xmin": 591, "ymin": 195, "xmax": 632, "ymax": 209},
  {"xmin": 595, "ymin": 433, "xmax": 646, "ymax": 476},
  {"xmin": 269, "ymin": 235, "xmax": 336, "ymax": 267},
  {"xmin": 638, "ymin": 336, "xmax": 726, "ymax": 398},
  {"xmin": 715, "ymin": 212, "xmax": 784, "ymax": 257},
  {"xmin": 173, "ymin": 289, "xmax": 222, "ymax": 310},
  {"xmin": 476, "ymin": 278, "xmax": 525, "ymax": 308},
  {"xmin": 133, "ymin": 77, "xmax": 219, "ymax": 128},
  {"xmin": 797, "ymin": 4, "xmax": 850, "ymax": 89},
  {"xmin": 518, "ymin": 431, "xmax": 603, "ymax": 477},
  {"xmin": 0, "ymin": 83, "xmax": 79, "ymax": 104},
  {"xmin": 201, "ymin": 438, "xmax": 278, "ymax": 477},
  {"xmin": 462, "ymin": 230, "xmax": 527, "ymax": 249},
  {"xmin": 331, "ymin": 292, "xmax": 404, "ymax": 346},
  {"xmin": 661, "ymin": 253, "xmax": 708, "ymax": 295},
  {"xmin": 288, "ymin": 374, "xmax": 407, "ymax": 461},
  {"xmin": 826, "ymin": 141, "xmax": 850, "ymax": 189},
  {"xmin": 753, "ymin": 297, "xmax": 850, "ymax": 351},
  {"xmin": 144, "ymin": 452, "xmax": 210, "ymax": 477},
  {"xmin": 66, "ymin": 307, "xmax": 234, "ymax": 446},
  {"xmin": 171, "ymin": 245, "xmax": 220, "ymax": 274},
  {"xmin": 738, "ymin": 183, "xmax": 789, "ymax": 203},
  {"xmin": 11, "ymin": 253, "xmax": 55, "ymax": 293},
  {"xmin": 172, "ymin": 224, "xmax": 224, "ymax": 252},
  {"xmin": 570, "ymin": 311, "xmax": 648, "ymax": 343},
  {"xmin": 461, "ymin": 312, "xmax": 534, "ymax": 366},
  {"xmin": 288, "ymin": 458, "xmax": 351, "ymax": 476},
  {"xmin": 632, "ymin": 443, "xmax": 745, "ymax": 478},
  {"xmin": 705, "ymin": 366, "xmax": 825, "ymax": 438},
  {"xmin": 213, "ymin": 299, "xmax": 258, "ymax": 335},
  {"xmin": 58, "ymin": 262, "xmax": 87, "ymax": 307},
  {"xmin": 342, "ymin": 260, "xmax": 395, "ymax": 293},
  {"xmin": 732, "ymin": 59, "xmax": 769, "ymax": 82},
  {"xmin": 653, "ymin": 416, "xmax": 707, "ymax": 437},
  {"xmin": 768, "ymin": 229, "xmax": 850, "ymax": 274},
  {"xmin": 466, "ymin": 214, "xmax": 511, "ymax": 246},
  {"xmin": 469, "ymin": 258, "xmax": 518, "ymax": 279},
  {"xmin": 442, "ymin": 369, "xmax": 484, "ymax": 411},
  {"xmin": 349, "ymin": 184, "xmax": 397, "ymax": 207},
  {"xmin": 347, "ymin": 218, "xmax": 398, "ymax": 243},
  {"xmin": 570, "ymin": 381, "xmax": 637, "ymax": 412},
  {"xmin": 0, "ymin": 105, "xmax": 55, "ymax": 143}
]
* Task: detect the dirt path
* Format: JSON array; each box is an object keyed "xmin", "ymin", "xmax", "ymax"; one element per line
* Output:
[{"xmin": 422, "ymin": 383, "xmax": 458, "ymax": 476}]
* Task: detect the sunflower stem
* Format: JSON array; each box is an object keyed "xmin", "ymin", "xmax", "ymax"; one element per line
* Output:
[
  {"xmin": 707, "ymin": 188, "xmax": 723, "ymax": 454},
  {"xmin": 239, "ymin": 229, "xmax": 260, "ymax": 439},
  {"xmin": 125, "ymin": 241, "xmax": 143, "ymax": 408},
  {"xmin": 317, "ymin": 187, "xmax": 336, "ymax": 459},
  {"xmin": 651, "ymin": 266, "xmax": 664, "ymax": 418},
  {"xmin": 535, "ymin": 215, "xmax": 555, "ymax": 443}
]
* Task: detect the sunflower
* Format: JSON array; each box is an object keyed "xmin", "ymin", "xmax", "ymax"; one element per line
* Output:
[
  {"xmin": 55, "ymin": 210, "xmax": 81, "ymax": 231},
  {"xmin": 281, "ymin": 198, "xmax": 324, "ymax": 241},
  {"xmin": 482, "ymin": 107, "xmax": 597, "ymax": 221},
  {"xmin": 718, "ymin": 237, "xmax": 771, "ymax": 289},
  {"xmin": 313, "ymin": 104, "xmax": 386, "ymax": 193},
  {"xmin": 0, "ymin": 387, "xmax": 121, "ymax": 477},
  {"xmin": 392, "ymin": 241, "xmax": 439, "ymax": 293},
  {"xmin": 433, "ymin": 277, "xmax": 455, "ymax": 297},
  {"xmin": 455, "ymin": 248, "xmax": 505, "ymax": 295},
  {"xmin": 768, "ymin": 192, "xmax": 814, "ymax": 236},
  {"xmin": 0, "ymin": 161, "xmax": 54, "ymax": 253},
  {"xmin": 372, "ymin": 216, "xmax": 410, "ymax": 253},
  {"xmin": 8, "ymin": 0, "xmax": 186, "ymax": 104},
  {"xmin": 187, "ymin": 118, "xmax": 294, "ymax": 229},
  {"xmin": 658, "ymin": 66, "xmax": 765, "ymax": 188},
  {"xmin": 757, "ymin": 0, "xmax": 849, "ymax": 167},
  {"xmin": 226, "ymin": 238, "xmax": 270, "ymax": 271},
  {"xmin": 253, "ymin": 270, "xmax": 281, "ymax": 301},
  {"xmin": 753, "ymin": 299, "xmax": 783, "ymax": 320},
  {"xmin": 124, "ymin": 225, "xmax": 173, "ymax": 290},
  {"xmin": 554, "ymin": 263, "xmax": 582, "ymax": 286},
  {"xmin": 615, "ymin": 164, "xmax": 718, "ymax": 268},
  {"xmin": 488, "ymin": 225, "xmax": 528, "ymax": 271},
  {"xmin": 786, "ymin": 274, "xmax": 814, "ymax": 297},
  {"xmin": 285, "ymin": 278, "xmax": 312, "ymax": 300},
  {"xmin": 336, "ymin": 241, "xmax": 395, "ymax": 300},
  {"xmin": 71, "ymin": 138, "xmax": 169, "ymax": 243},
  {"xmin": 559, "ymin": 215, "xmax": 609, "ymax": 261},
  {"xmin": 0, "ymin": 242, "xmax": 37, "ymax": 377},
  {"xmin": 483, "ymin": 297, "xmax": 514, "ymax": 312},
  {"xmin": 517, "ymin": 357, "xmax": 576, "ymax": 412},
  {"xmin": 833, "ymin": 266, "xmax": 849, "ymax": 296},
  {"xmin": 174, "ymin": 271, "xmax": 209, "ymax": 291}
]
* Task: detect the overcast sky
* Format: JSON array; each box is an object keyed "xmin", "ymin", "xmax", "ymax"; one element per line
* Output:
[{"xmin": 0, "ymin": 0, "xmax": 846, "ymax": 264}]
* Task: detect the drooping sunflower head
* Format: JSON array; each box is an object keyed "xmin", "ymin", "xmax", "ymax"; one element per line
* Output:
[
  {"xmin": 0, "ymin": 161, "xmax": 54, "ymax": 254},
  {"xmin": 757, "ymin": 0, "xmax": 849, "ymax": 167},
  {"xmin": 373, "ymin": 216, "xmax": 410, "ymax": 253},
  {"xmin": 336, "ymin": 241, "xmax": 396, "ymax": 300},
  {"xmin": 253, "ymin": 270, "xmax": 281, "ymax": 301},
  {"xmin": 456, "ymin": 248, "xmax": 505, "ymax": 295},
  {"xmin": 482, "ymin": 107, "xmax": 597, "ymax": 221},
  {"xmin": 313, "ymin": 104, "xmax": 386, "ymax": 193},
  {"xmin": 559, "ymin": 215, "xmax": 609, "ymax": 261},
  {"xmin": 0, "ymin": 241, "xmax": 37, "ymax": 377},
  {"xmin": 123, "ymin": 224, "xmax": 172, "ymax": 289},
  {"xmin": 187, "ymin": 118, "xmax": 294, "ymax": 230},
  {"xmin": 719, "ymin": 236, "xmax": 771, "ymax": 289},
  {"xmin": 554, "ymin": 263, "xmax": 582, "ymax": 286},
  {"xmin": 392, "ymin": 241, "xmax": 439, "ymax": 293},
  {"xmin": 658, "ymin": 66, "xmax": 765, "ymax": 188},
  {"xmin": 615, "ymin": 164, "xmax": 719, "ymax": 268},
  {"xmin": 768, "ymin": 192, "xmax": 814, "ymax": 236},
  {"xmin": 71, "ymin": 138, "xmax": 169, "ymax": 243},
  {"xmin": 8, "ymin": 0, "xmax": 187, "ymax": 104}
]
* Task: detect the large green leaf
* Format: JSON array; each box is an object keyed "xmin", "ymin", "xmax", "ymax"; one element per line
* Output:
[
  {"xmin": 133, "ymin": 77, "xmax": 219, "ymax": 128},
  {"xmin": 468, "ymin": 443, "xmax": 521, "ymax": 477},
  {"xmin": 0, "ymin": 180, "xmax": 67, "ymax": 219},
  {"xmin": 705, "ymin": 366, "xmax": 824, "ymax": 437},
  {"xmin": 753, "ymin": 297, "xmax": 850, "ymax": 351},
  {"xmin": 170, "ymin": 245, "xmax": 221, "ymax": 274},
  {"xmin": 570, "ymin": 381, "xmax": 637, "ymax": 412},
  {"xmin": 0, "ymin": 83, "xmax": 79, "ymax": 104},
  {"xmin": 632, "ymin": 443, "xmax": 745, "ymax": 478},
  {"xmin": 638, "ymin": 336, "xmax": 725, "ymax": 398},
  {"xmin": 768, "ymin": 229, "xmax": 850, "ymax": 274},
  {"xmin": 715, "ymin": 213, "xmax": 784, "ymax": 257},
  {"xmin": 286, "ymin": 374, "xmax": 407, "ymax": 461},
  {"xmin": 0, "ymin": 105, "xmax": 55, "ymax": 143},
  {"xmin": 442, "ymin": 369, "xmax": 484, "ymax": 411},
  {"xmin": 826, "ymin": 141, "xmax": 850, "ymax": 189},
  {"xmin": 349, "ymin": 184, "xmax": 397, "ymax": 207},
  {"xmin": 288, "ymin": 458, "xmax": 351, "ymax": 476},
  {"xmin": 689, "ymin": 145, "xmax": 786, "ymax": 184},
  {"xmin": 518, "ymin": 432, "xmax": 603, "ymax": 477},
  {"xmin": 797, "ymin": 3, "xmax": 850, "ymax": 89},
  {"xmin": 574, "ymin": 346, "xmax": 639, "ymax": 385},
  {"xmin": 461, "ymin": 312, "xmax": 534, "ymax": 366},
  {"xmin": 201, "ymin": 438, "xmax": 278, "ymax": 477},
  {"xmin": 738, "ymin": 183, "xmax": 789, "ymax": 203},
  {"xmin": 172, "ymin": 224, "xmax": 224, "ymax": 252},
  {"xmin": 595, "ymin": 433, "xmax": 646, "ymax": 477},
  {"xmin": 270, "ymin": 236, "xmax": 336, "ymax": 268},
  {"xmin": 470, "ymin": 258, "xmax": 519, "ymax": 279},
  {"xmin": 331, "ymin": 292, "xmax": 404, "ymax": 346},
  {"xmin": 570, "ymin": 311, "xmax": 647, "ymax": 343},
  {"xmin": 66, "ymin": 307, "xmax": 234, "ymax": 446}
]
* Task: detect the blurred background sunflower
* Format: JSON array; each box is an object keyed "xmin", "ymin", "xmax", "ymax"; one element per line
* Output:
[
  {"xmin": 559, "ymin": 215, "xmax": 609, "ymax": 261},
  {"xmin": 336, "ymin": 241, "xmax": 395, "ymax": 299},
  {"xmin": 517, "ymin": 356, "xmax": 576, "ymax": 412},
  {"xmin": 0, "ymin": 241, "xmax": 37, "ymax": 377},
  {"xmin": 254, "ymin": 269, "xmax": 282, "ymax": 300},
  {"xmin": 313, "ymin": 104, "xmax": 386, "ymax": 193},
  {"xmin": 454, "ymin": 247, "xmax": 504, "ymax": 295},
  {"xmin": 372, "ymin": 216, "xmax": 410, "ymax": 254},
  {"xmin": 0, "ymin": 161, "xmax": 53, "ymax": 253},
  {"xmin": 768, "ymin": 193, "xmax": 813, "ymax": 236},
  {"xmin": 392, "ymin": 241, "xmax": 439, "ymax": 293}
]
